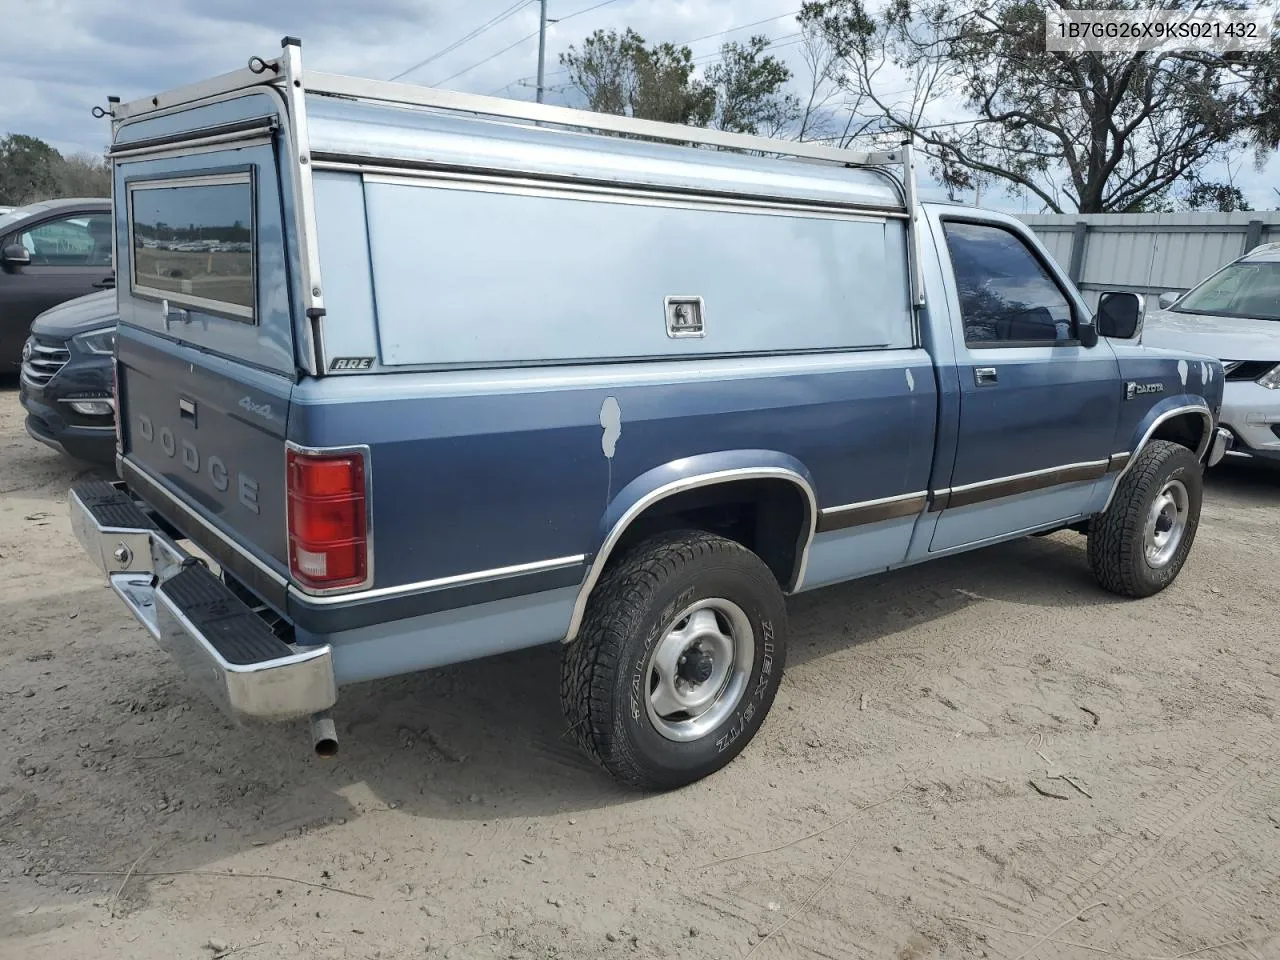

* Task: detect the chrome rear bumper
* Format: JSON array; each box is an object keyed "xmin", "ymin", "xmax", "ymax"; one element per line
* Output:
[{"xmin": 69, "ymin": 480, "xmax": 336, "ymax": 722}]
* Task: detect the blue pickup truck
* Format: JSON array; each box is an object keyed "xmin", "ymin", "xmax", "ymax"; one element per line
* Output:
[{"xmin": 71, "ymin": 39, "xmax": 1229, "ymax": 789}]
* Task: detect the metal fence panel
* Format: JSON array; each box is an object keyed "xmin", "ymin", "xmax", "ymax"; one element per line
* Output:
[{"xmin": 1019, "ymin": 211, "xmax": 1280, "ymax": 309}]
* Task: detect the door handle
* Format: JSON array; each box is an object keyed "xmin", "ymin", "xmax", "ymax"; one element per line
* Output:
[
  {"xmin": 91, "ymin": 277, "xmax": 115, "ymax": 289},
  {"xmin": 974, "ymin": 367, "xmax": 999, "ymax": 386}
]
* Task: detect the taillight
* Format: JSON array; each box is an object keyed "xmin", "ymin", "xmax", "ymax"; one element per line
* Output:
[{"xmin": 286, "ymin": 446, "xmax": 369, "ymax": 591}]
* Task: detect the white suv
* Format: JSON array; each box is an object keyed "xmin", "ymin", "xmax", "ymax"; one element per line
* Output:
[{"xmin": 1144, "ymin": 242, "xmax": 1280, "ymax": 465}]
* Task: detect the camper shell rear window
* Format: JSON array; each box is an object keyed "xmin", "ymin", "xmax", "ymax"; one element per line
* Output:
[{"xmin": 127, "ymin": 172, "xmax": 256, "ymax": 322}]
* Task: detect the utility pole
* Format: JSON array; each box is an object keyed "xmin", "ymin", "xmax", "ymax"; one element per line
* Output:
[{"xmin": 536, "ymin": 0, "xmax": 549, "ymax": 103}]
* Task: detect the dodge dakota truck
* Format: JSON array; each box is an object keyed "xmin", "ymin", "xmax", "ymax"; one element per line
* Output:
[{"xmin": 71, "ymin": 39, "xmax": 1230, "ymax": 789}]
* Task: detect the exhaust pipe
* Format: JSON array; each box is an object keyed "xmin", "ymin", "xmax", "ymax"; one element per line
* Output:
[{"xmin": 311, "ymin": 711, "xmax": 339, "ymax": 758}]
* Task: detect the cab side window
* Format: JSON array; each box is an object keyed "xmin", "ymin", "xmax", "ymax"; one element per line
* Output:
[
  {"xmin": 17, "ymin": 213, "xmax": 113, "ymax": 267},
  {"xmin": 943, "ymin": 221, "xmax": 1074, "ymax": 345}
]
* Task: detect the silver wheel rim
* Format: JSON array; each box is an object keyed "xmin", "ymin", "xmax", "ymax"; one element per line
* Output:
[
  {"xmin": 1144, "ymin": 479, "xmax": 1189, "ymax": 569},
  {"xmin": 643, "ymin": 598, "xmax": 755, "ymax": 743}
]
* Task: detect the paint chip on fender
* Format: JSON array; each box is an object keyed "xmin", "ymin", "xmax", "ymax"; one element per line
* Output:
[{"xmin": 600, "ymin": 397, "xmax": 621, "ymax": 458}]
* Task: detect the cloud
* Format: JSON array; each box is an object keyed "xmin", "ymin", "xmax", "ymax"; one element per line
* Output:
[
  {"xmin": 1, "ymin": 0, "xmax": 1274, "ymax": 210},
  {"xmin": 0, "ymin": 0, "xmax": 800, "ymax": 155}
]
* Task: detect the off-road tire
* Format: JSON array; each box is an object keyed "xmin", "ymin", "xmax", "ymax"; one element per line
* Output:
[
  {"xmin": 561, "ymin": 530, "xmax": 787, "ymax": 790},
  {"xmin": 1088, "ymin": 440, "xmax": 1203, "ymax": 598}
]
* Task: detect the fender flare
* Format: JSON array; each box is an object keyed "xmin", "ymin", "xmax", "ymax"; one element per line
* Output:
[
  {"xmin": 1100, "ymin": 397, "xmax": 1213, "ymax": 515},
  {"xmin": 562, "ymin": 450, "xmax": 818, "ymax": 643}
]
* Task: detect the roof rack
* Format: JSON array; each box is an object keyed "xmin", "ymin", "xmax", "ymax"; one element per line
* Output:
[{"xmin": 109, "ymin": 36, "xmax": 926, "ymax": 313}]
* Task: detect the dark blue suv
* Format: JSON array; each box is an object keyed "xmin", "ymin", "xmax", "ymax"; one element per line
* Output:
[{"xmin": 20, "ymin": 290, "xmax": 117, "ymax": 463}]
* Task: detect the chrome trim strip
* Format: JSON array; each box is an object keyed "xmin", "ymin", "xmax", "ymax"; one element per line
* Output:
[
  {"xmin": 562, "ymin": 467, "xmax": 818, "ymax": 644},
  {"xmin": 1107, "ymin": 451, "xmax": 1130, "ymax": 472},
  {"xmin": 1098, "ymin": 404, "xmax": 1214, "ymax": 515},
  {"xmin": 351, "ymin": 167, "xmax": 903, "ymax": 222},
  {"xmin": 816, "ymin": 491, "xmax": 928, "ymax": 533},
  {"xmin": 930, "ymin": 459, "xmax": 1111, "ymax": 512},
  {"xmin": 111, "ymin": 125, "xmax": 276, "ymax": 160},
  {"xmin": 289, "ymin": 554, "xmax": 589, "ymax": 607},
  {"xmin": 120, "ymin": 456, "xmax": 289, "ymax": 590},
  {"xmin": 110, "ymin": 134, "xmax": 275, "ymax": 165},
  {"xmin": 284, "ymin": 440, "xmax": 375, "ymax": 596},
  {"xmin": 280, "ymin": 41, "xmax": 326, "ymax": 377}
]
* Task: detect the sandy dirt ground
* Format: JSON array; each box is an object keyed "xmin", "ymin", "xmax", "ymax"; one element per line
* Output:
[{"xmin": 2, "ymin": 375, "xmax": 1279, "ymax": 960}]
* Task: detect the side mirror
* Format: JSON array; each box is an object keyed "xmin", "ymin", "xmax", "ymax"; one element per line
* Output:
[
  {"xmin": 1097, "ymin": 291, "xmax": 1144, "ymax": 340},
  {"xmin": 1158, "ymin": 291, "xmax": 1181, "ymax": 310},
  {"xmin": 1079, "ymin": 322, "xmax": 1099, "ymax": 349},
  {"xmin": 1, "ymin": 243, "xmax": 30, "ymax": 272}
]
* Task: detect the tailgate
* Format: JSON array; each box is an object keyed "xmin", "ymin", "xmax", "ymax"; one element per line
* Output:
[{"xmin": 118, "ymin": 332, "xmax": 292, "ymax": 604}]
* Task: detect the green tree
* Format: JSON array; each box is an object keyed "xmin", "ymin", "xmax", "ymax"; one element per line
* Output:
[
  {"xmin": 0, "ymin": 134, "xmax": 62, "ymax": 206},
  {"xmin": 561, "ymin": 28, "xmax": 716, "ymax": 125},
  {"xmin": 799, "ymin": 0, "xmax": 1279, "ymax": 213},
  {"xmin": 705, "ymin": 36, "xmax": 800, "ymax": 136}
]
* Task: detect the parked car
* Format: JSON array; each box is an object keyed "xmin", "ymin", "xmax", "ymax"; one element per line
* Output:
[
  {"xmin": 69, "ymin": 41, "xmax": 1228, "ymax": 789},
  {"xmin": 1143, "ymin": 242, "xmax": 1279, "ymax": 465},
  {"xmin": 0, "ymin": 197, "xmax": 113, "ymax": 372},
  {"xmin": 19, "ymin": 290, "xmax": 117, "ymax": 463}
]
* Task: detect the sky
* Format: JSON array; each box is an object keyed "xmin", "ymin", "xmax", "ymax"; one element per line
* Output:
[{"xmin": 2, "ymin": 0, "xmax": 1276, "ymax": 212}]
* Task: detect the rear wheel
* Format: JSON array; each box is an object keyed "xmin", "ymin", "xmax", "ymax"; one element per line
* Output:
[
  {"xmin": 561, "ymin": 531, "xmax": 787, "ymax": 790},
  {"xmin": 1088, "ymin": 440, "xmax": 1203, "ymax": 598}
]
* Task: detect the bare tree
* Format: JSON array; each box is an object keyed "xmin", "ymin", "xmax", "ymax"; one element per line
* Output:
[{"xmin": 800, "ymin": 0, "xmax": 1279, "ymax": 213}]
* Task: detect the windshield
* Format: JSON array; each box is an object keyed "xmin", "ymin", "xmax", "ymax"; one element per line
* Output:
[
  {"xmin": 1173, "ymin": 261, "xmax": 1280, "ymax": 321},
  {"xmin": 0, "ymin": 202, "xmax": 48, "ymax": 234}
]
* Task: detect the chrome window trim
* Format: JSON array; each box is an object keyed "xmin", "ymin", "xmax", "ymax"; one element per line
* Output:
[
  {"xmin": 816, "ymin": 491, "xmax": 928, "ymax": 533},
  {"xmin": 352, "ymin": 167, "xmax": 905, "ymax": 223},
  {"xmin": 930, "ymin": 458, "xmax": 1112, "ymax": 511},
  {"xmin": 288, "ymin": 554, "xmax": 588, "ymax": 607},
  {"xmin": 562, "ymin": 467, "xmax": 818, "ymax": 645},
  {"xmin": 126, "ymin": 171, "xmax": 257, "ymax": 322},
  {"xmin": 284, "ymin": 440, "xmax": 375, "ymax": 596},
  {"xmin": 1097, "ymin": 404, "xmax": 1213, "ymax": 515}
]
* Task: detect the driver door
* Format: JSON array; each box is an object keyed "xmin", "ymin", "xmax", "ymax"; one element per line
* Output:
[{"xmin": 930, "ymin": 218, "xmax": 1121, "ymax": 552}]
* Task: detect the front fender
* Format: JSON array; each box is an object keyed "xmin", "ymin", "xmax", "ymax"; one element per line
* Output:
[
  {"xmin": 1095, "ymin": 394, "xmax": 1213, "ymax": 516},
  {"xmin": 1126, "ymin": 394, "xmax": 1214, "ymax": 461},
  {"xmin": 564, "ymin": 449, "xmax": 819, "ymax": 643}
]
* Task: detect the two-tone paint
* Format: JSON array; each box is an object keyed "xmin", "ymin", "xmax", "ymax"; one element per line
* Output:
[{"xmin": 103, "ymin": 58, "xmax": 1223, "ymax": 690}]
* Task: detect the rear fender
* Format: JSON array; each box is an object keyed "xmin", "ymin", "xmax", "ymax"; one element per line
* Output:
[{"xmin": 563, "ymin": 450, "xmax": 818, "ymax": 643}]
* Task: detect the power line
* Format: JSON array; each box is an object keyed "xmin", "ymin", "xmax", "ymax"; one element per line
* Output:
[
  {"xmin": 439, "ymin": 0, "xmax": 622, "ymax": 89},
  {"xmin": 435, "ymin": 27, "xmax": 542, "ymax": 85},
  {"xmin": 690, "ymin": 31, "xmax": 802, "ymax": 64},
  {"xmin": 558, "ymin": 0, "xmax": 621, "ymax": 24},
  {"xmin": 682, "ymin": 10, "xmax": 801, "ymax": 47},
  {"xmin": 390, "ymin": 0, "xmax": 534, "ymax": 81}
]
